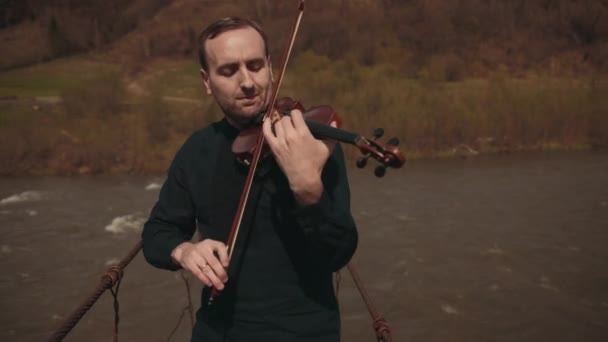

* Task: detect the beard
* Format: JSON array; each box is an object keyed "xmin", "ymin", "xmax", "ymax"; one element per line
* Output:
[
  {"xmin": 217, "ymin": 91, "xmax": 272, "ymax": 128},
  {"xmin": 220, "ymin": 100, "xmax": 265, "ymax": 127}
]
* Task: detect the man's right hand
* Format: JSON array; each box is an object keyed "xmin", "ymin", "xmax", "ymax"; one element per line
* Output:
[{"xmin": 171, "ymin": 240, "xmax": 229, "ymax": 290}]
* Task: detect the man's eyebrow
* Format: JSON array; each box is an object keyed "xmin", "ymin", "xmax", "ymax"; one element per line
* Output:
[
  {"xmin": 246, "ymin": 57, "xmax": 266, "ymax": 65},
  {"xmin": 216, "ymin": 62, "xmax": 239, "ymax": 72},
  {"xmin": 218, "ymin": 58, "xmax": 265, "ymax": 67}
]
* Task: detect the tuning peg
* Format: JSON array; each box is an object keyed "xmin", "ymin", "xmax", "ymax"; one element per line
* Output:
[
  {"xmin": 374, "ymin": 165, "xmax": 386, "ymax": 177},
  {"xmin": 387, "ymin": 137, "xmax": 399, "ymax": 146},
  {"xmin": 356, "ymin": 155, "xmax": 369, "ymax": 168},
  {"xmin": 372, "ymin": 128, "xmax": 384, "ymax": 140}
]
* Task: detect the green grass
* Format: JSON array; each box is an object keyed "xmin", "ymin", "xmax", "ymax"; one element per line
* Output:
[
  {"xmin": 0, "ymin": 56, "xmax": 121, "ymax": 97},
  {"xmin": 151, "ymin": 61, "xmax": 203, "ymax": 99}
]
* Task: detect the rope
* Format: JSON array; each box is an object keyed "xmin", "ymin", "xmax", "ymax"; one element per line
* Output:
[
  {"xmin": 107, "ymin": 265, "xmax": 123, "ymax": 342},
  {"xmin": 46, "ymin": 240, "xmax": 393, "ymax": 342},
  {"xmin": 165, "ymin": 270, "xmax": 195, "ymax": 342},
  {"xmin": 46, "ymin": 240, "xmax": 142, "ymax": 342},
  {"xmin": 347, "ymin": 262, "xmax": 392, "ymax": 342},
  {"xmin": 182, "ymin": 271, "xmax": 195, "ymax": 328},
  {"xmin": 334, "ymin": 271, "xmax": 342, "ymax": 305}
]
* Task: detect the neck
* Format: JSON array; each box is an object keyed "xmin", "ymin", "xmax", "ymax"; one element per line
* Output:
[
  {"xmin": 225, "ymin": 110, "xmax": 267, "ymax": 130},
  {"xmin": 225, "ymin": 116, "xmax": 245, "ymax": 130}
]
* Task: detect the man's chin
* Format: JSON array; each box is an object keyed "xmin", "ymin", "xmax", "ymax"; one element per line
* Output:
[
  {"xmin": 241, "ymin": 102, "xmax": 267, "ymax": 116},
  {"xmin": 225, "ymin": 108, "xmax": 264, "ymax": 127}
]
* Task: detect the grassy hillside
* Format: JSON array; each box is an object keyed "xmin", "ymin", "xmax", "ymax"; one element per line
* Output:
[{"xmin": 1, "ymin": 53, "xmax": 605, "ymax": 176}]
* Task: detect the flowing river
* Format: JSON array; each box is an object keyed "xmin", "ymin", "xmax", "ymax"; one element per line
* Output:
[{"xmin": 1, "ymin": 151, "xmax": 607, "ymax": 342}]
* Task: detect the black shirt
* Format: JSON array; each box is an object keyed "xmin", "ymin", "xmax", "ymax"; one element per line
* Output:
[{"xmin": 142, "ymin": 118, "xmax": 358, "ymax": 341}]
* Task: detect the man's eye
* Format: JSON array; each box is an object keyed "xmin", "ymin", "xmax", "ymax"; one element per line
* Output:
[
  {"xmin": 218, "ymin": 67, "xmax": 237, "ymax": 76},
  {"xmin": 248, "ymin": 62, "xmax": 264, "ymax": 72}
]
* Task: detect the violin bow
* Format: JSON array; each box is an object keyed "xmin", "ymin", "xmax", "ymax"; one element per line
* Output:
[{"xmin": 207, "ymin": 0, "xmax": 305, "ymax": 305}]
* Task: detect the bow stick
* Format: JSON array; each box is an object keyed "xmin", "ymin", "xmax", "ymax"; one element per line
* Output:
[{"xmin": 207, "ymin": 0, "xmax": 306, "ymax": 305}]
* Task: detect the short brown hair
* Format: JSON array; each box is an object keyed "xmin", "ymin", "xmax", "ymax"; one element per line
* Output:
[{"xmin": 198, "ymin": 17, "xmax": 269, "ymax": 72}]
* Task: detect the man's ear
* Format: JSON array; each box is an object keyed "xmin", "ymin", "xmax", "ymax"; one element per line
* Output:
[{"xmin": 200, "ymin": 69, "xmax": 212, "ymax": 95}]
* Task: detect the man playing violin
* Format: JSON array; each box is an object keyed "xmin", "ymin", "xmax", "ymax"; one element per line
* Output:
[{"xmin": 142, "ymin": 17, "xmax": 358, "ymax": 342}]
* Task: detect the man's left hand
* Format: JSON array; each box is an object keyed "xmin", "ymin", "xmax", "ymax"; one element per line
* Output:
[{"xmin": 262, "ymin": 109, "xmax": 336, "ymax": 205}]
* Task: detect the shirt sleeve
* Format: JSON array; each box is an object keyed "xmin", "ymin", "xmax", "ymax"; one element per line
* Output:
[
  {"xmin": 292, "ymin": 143, "xmax": 358, "ymax": 272},
  {"xmin": 141, "ymin": 143, "xmax": 197, "ymax": 271}
]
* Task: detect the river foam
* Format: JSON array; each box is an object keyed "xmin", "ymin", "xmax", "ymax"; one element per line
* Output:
[
  {"xmin": 104, "ymin": 214, "xmax": 146, "ymax": 234},
  {"xmin": 145, "ymin": 182, "xmax": 162, "ymax": 190},
  {"xmin": 0, "ymin": 191, "xmax": 43, "ymax": 205}
]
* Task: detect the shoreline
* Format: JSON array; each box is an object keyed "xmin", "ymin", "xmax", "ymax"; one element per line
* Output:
[{"xmin": 3, "ymin": 144, "xmax": 603, "ymax": 178}]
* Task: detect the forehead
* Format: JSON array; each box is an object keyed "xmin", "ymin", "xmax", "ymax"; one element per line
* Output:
[{"xmin": 205, "ymin": 27, "xmax": 266, "ymax": 67}]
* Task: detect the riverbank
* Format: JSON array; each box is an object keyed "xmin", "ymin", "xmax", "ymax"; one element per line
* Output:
[{"xmin": 1, "ymin": 56, "xmax": 606, "ymax": 176}]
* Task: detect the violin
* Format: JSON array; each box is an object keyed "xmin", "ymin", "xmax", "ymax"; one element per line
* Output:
[{"xmin": 232, "ymin": 97, "xmax": 405, "ymax": 177}]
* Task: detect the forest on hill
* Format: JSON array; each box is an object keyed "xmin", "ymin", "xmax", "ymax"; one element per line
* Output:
[
  {"xmin": 2, "ymin": 0, "xmax": 607, "ymax": 76},
  {"xmin": 1, "ymin": 0, "xmax": 606, "ymax": 175}
]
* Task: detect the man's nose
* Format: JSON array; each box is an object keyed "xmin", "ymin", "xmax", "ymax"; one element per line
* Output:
[{"xmin": 239, "ymin": 69, "xmax": 254, "ymax": 89}]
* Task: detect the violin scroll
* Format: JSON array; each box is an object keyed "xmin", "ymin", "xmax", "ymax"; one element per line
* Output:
[
  {"xmin": 355, "ymin": 127, "xmax": 384, "ymax": 168},
  {"xmin": 355, "ymin": 129, "xmax": 405, "ymax": 177}
]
